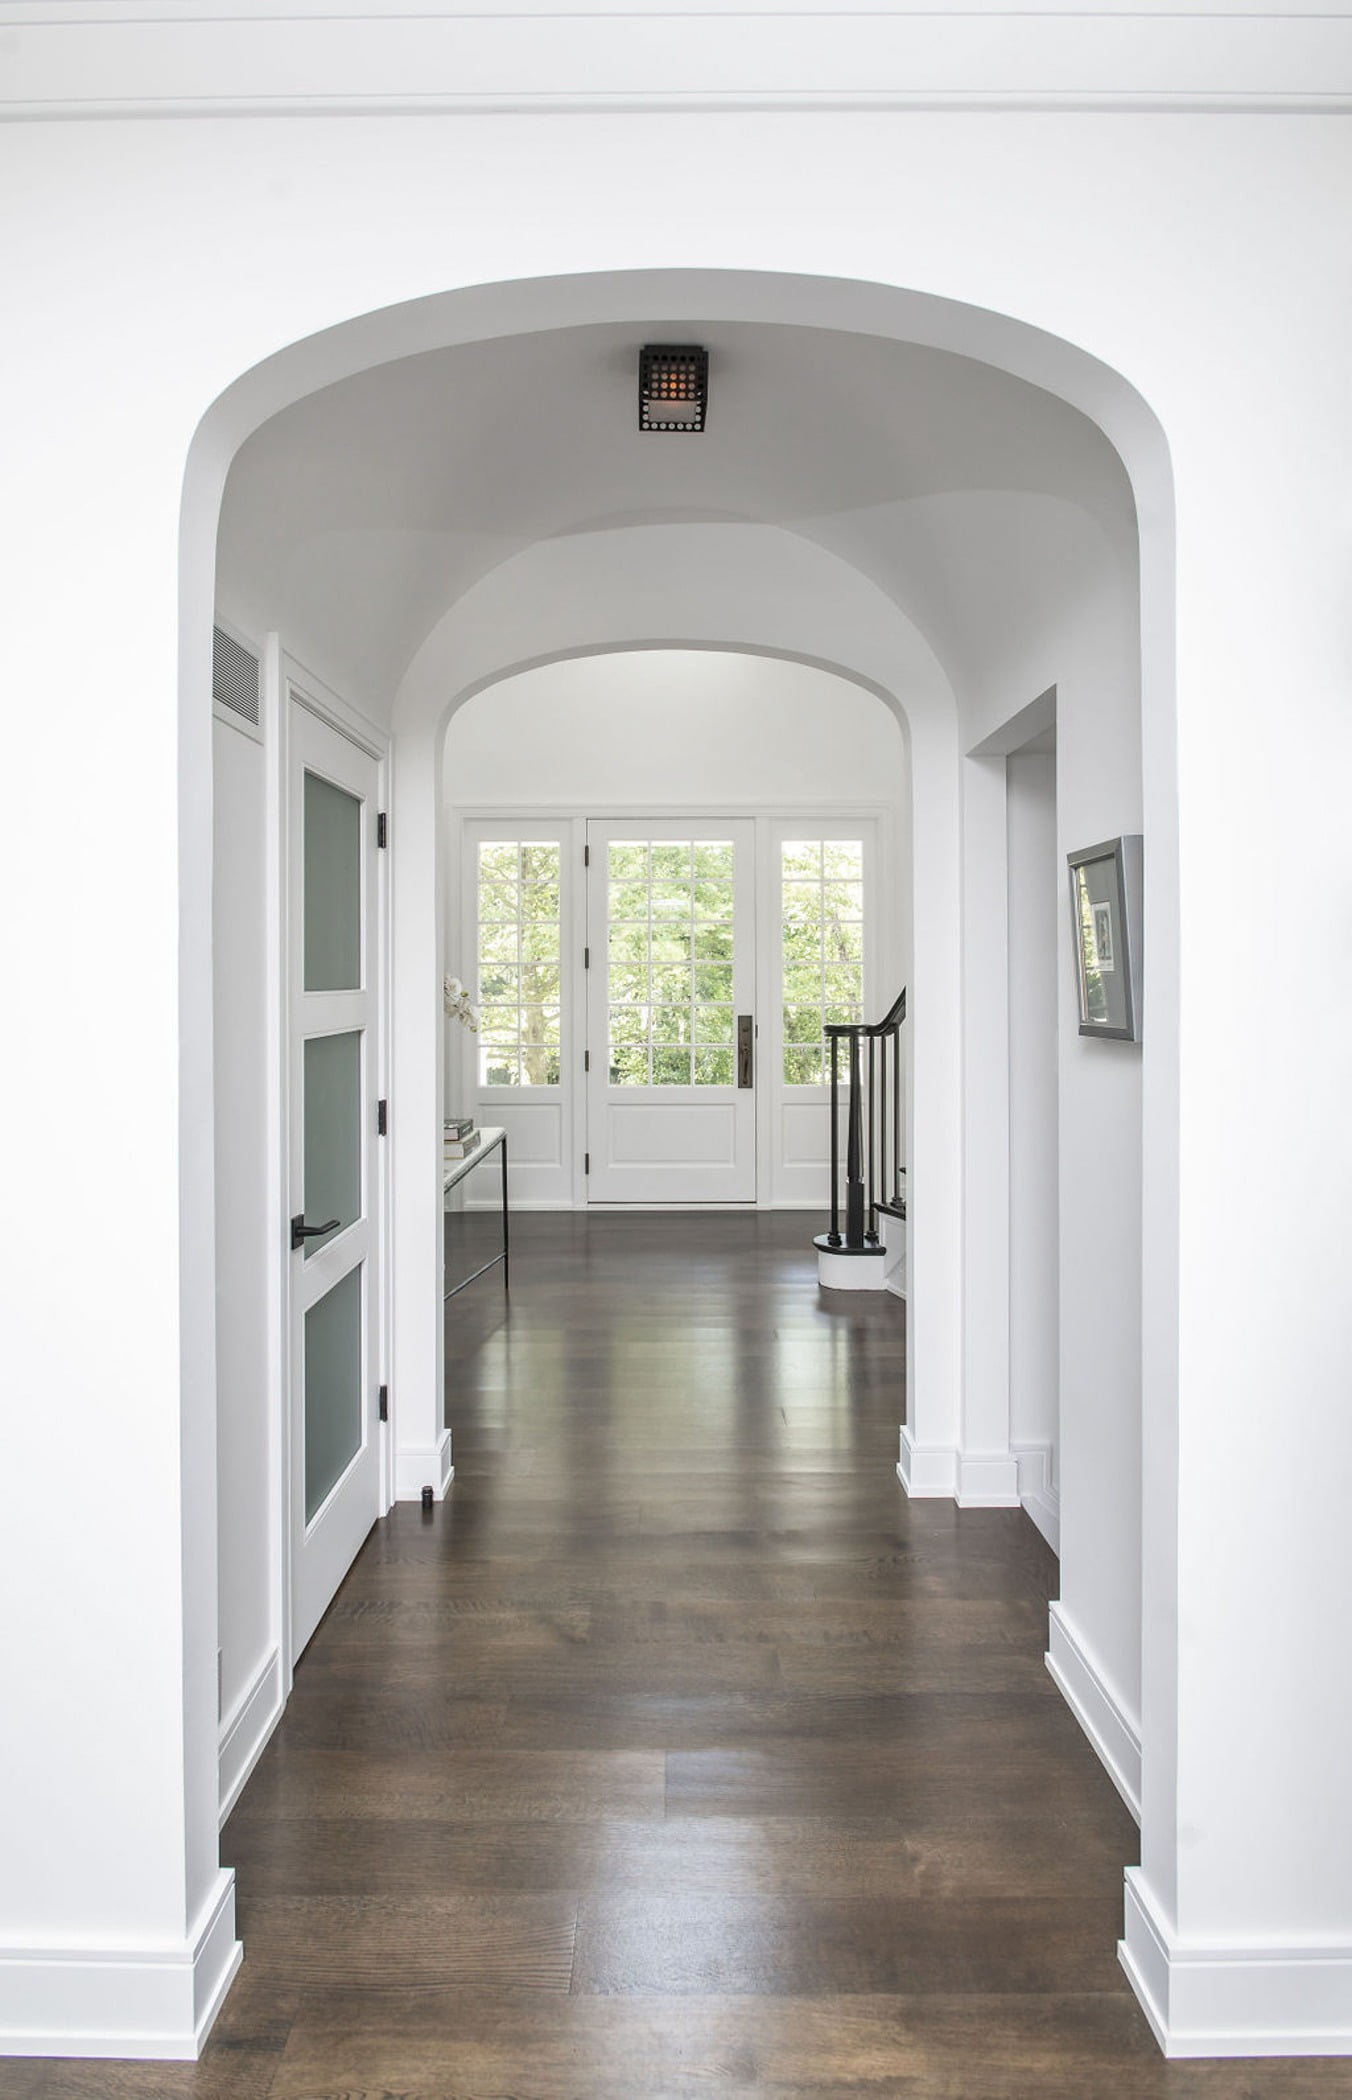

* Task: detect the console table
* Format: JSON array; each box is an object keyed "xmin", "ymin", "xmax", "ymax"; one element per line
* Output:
[{"xmin": 442, "ymin": 1125, "xmax": 508, "ymax": 1297}]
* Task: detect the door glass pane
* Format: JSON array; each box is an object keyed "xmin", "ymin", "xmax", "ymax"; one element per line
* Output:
[
  {"xmin": 303, "ymin": 1030, "xmax": 362, "ymax": 1259},
  {"xmin": 780, "ymin": 840, "xmax": 865, "ymax": 1084},
  {"xmin": 606, "ymin": 839, "xmax": 736, "ymax": 1086},
  {"xmin": 475, "ymin": 840, "xmax": 562, "ymax": 1086},
  {"xmin": 304, "ymin": 771, "xmax": 362, "ymax": 991},
  {"xmin": 304, "ymin": 1264, "xmax": 363, "ymax": 1521}
]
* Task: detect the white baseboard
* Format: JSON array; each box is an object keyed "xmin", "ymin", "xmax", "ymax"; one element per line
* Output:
[
  {"xmin": 1121, "ymin": 1869, "xmax": 1352, "ymax": 2057},
  {"xmin": 897, "ymin": 1426, "xmax": 957, "ymax": 1497},
  {"xmin": 461, "ymin": 1198, "xmax": 856, "ymax": 1213},
  {"xmin": 1046, "ymin": 1601, "xmax": 1141, "ymax": 1821},
  {"xmin": 1013, "ymin": 1441, "xmax": 1060, "ymax": 1553},
  {"xmin": 956, "ymin": 1452, "xmax": 1021, "ymax": 1506},
  {"xmin": 218, "ymin": 1646, "xmax": 283, "ymax": 1825},
  {"xmin": 0, "ymin": 1869, "xmax": 240, "ymax": 2061},
  {"xmin": 881, "ymin": 1211, "xmax": 907, "ymax": 1298},
  {"xmin": 395, "ymin": 1426, "xmax": 454, "ymax": 1502},
  {"xmin": 897, "ymin": 1434, "xmax": 1027, "ymax": 1511}
]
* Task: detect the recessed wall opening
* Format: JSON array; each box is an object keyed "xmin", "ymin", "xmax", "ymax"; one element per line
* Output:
[
  {"xmin": 194, "ymin": 268, "xmax": 1164, "ymax": 2071},
  {"xmin": 440, "ymin": 647, "xmax": 910, "ymax": 1214}
]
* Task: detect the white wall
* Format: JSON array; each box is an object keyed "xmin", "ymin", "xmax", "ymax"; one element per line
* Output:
[
  {"xmin": 445, "ymin": 650, "xmax": 910, "ymax": 808},
  {"xmin": 1007, "ymin": 748, "xmax": 1060, "ymax": 1532},
  {"xmin": 211, "ymin": 710, "xmax": 279, "ymax": 1801},
  {"xmin": 959, "ymin": 518, "xmax": 1144, "ymax": 1814}
]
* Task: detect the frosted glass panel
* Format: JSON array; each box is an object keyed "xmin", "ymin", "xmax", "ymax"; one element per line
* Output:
[
  {"xmin": 304, "ymin": 771, "xmax": 361, "ymax": 991},
  {"xmin": 303, "ymin": 1031, "xmax": 362, "ymax": 1260},
  {"xmin": 304, "ymin": 1264, "xmax": 363, "ymax": 1522}
]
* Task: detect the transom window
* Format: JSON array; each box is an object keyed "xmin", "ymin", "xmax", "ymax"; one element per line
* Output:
[
  {"xmin": 607, "ymin": 840, "xmax": 736, "ymax": 1086},
  {"xmin": 476, "ymin": 841, "xmax": 562, "ymax": 1087},
  {"xmin": 781, "ymin": 839, "xmax": 865, "ymax": 1084}
]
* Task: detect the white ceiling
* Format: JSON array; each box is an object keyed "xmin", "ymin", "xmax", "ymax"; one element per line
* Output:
[{"xmin": 217, "ymin": 316, "xmax": 1137, "ymax": 710}]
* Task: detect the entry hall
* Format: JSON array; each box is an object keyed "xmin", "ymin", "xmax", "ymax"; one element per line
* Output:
[{"xmin": 6, "ymin": 13, "xmax": 1352, "ymax": 2070}]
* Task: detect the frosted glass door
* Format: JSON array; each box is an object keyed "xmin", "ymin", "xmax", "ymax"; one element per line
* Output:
[
  {"xmin": 585, "ymin": 820, "xmax": 756, "ymax": 1202},
  {"xmin": 288, "ymin": 693, "xmax": 383, "ymax": 1661}
]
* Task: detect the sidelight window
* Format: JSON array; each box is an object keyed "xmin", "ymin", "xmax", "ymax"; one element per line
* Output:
[
  {"xmin": 476, "ymin": 840, "xmax": 562, "ymax": 1086},
  {"xmin": 781, "ymin": 839, "xmax": 865, "ymax": 1084}
]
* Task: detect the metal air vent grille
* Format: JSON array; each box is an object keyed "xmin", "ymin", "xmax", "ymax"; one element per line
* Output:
[{"xmin": 213, "ymin": 624, "xmax": 260, "ymax": 728}]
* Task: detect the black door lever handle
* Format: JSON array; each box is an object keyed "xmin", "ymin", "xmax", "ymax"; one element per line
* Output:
[{"xmin": 291, "ymin": 1214, "xmax": 341, "ymax": 1250}]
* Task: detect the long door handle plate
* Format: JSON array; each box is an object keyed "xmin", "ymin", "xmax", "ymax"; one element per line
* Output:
[{"xmin": 737, "ymin": 1014, "xmax": 754, "ymax": 1089}]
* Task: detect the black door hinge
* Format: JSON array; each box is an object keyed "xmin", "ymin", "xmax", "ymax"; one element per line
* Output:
[
  {"xmin": 584, "ymin": 1049, "xmax": 590, "ymax": 1073},
  {"xmin": 377, "ymin": 1098, "xmax": 388, "ymax": 1136},
  {"xmin": 584, "ymin": 946, "xmax": 590, "ymax": 969},
  {"xmin": 584, "ymin": 843, "xmax": 590, "ymax": 867},
  {"xmin": 378, "ymin": 1383, "xmax": 389, "ymax": 1423},
  {"xmin": 377, "ymin": 812, "xmax": 388, "ymax": 848},
  {"xmin": 584, "ymin": 1152, "xmax": 590, "ymax": 1175}
]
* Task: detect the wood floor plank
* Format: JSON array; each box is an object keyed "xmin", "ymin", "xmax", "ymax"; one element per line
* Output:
[
  {"xmin": 234, "ymin": 1894, "xmax": 578, "ymax": 1991},
  {"xmin": 230, "ymin": 1747, "xmax": 665, "ymax": 1823}
]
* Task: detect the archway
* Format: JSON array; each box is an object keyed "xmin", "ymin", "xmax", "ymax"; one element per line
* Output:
[{"xmin": 192, "ymin": 269, "xmax": 1170, "ymax": 2054}]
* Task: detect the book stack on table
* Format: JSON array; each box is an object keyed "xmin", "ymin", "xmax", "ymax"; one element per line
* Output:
[{"xmin": 444, "ymin": 1116, "xmax": 480, "ymax": 1162}]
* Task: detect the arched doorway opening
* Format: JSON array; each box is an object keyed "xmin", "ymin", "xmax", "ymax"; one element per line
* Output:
[{"xmin": 193, "ymin": 269, "xmax": 1170, "ymax": 2053}]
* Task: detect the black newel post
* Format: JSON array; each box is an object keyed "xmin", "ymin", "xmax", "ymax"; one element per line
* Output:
[
  {"xmin": 879, "ymin": 1031, "xmax": 889, "ymax": 1224},
  {"xmin": 828, "ymin": 1030, "xmax": 841, "ymax": 1246},
  {"xmin": 866, "ymin": 1030, "xmax": 877, "ymax": 1242},
  {"xmin": 845, "ymin": 1028, "xmax": 865, "ymax": 1248}
]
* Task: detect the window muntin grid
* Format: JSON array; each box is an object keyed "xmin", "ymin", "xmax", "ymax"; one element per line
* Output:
[
  {"xmin": 607, "ymin": 840, "xmax": 736, "ymax": 1086},
  {"xmin": 476, "ymin": 840, "xmax": 562, "ymax": 1087},
  {"xmin": 781, "ymin": 839, "xmax": 865, "ymax": 1085}
]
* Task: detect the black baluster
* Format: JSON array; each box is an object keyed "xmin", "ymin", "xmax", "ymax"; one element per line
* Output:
[{"xmin": 893, "ymin": 1014, "xmax": 903, "ymax": 1206}]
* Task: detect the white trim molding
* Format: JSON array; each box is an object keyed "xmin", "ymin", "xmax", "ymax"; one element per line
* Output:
[
  {"xmin": 1014, "ymin": 1440, "xmax": 1060, "ymax": 1553},
  {"xmin": 1045, "ymin": 1601, "xmax": 1141, "ymax": 1821},
  {"xmin": 1121, "ymin": 1871, "xmax": 1352, "ymax": 2059},
  {"xmin": 0, "ymin": 1871, "xmax": 240, "ymax": 2062},
  {"xmin": 5, "ymin": 7, "xmax": 1352, "ymax": 119},
  {"xmin": 880, "ymin": 1207, "xmax": 907, "ymax": 1298},
  {"xmin": 395, "ymin": 1426, "xmax": 454, "ymax": 1503},
  {"xmin": 955, "ymin": 1452, "xmax": 1020, "ymax": 1507},
  {"xmin": 897, "ymin": 1427, "xmax": 956, "ymax": 1498},
  {"xmin": 218, "ymin": 1646, "xmax": 284, "ymax": 1825}
]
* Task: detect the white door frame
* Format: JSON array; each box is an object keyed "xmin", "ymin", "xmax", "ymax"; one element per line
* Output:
[
  {"xmin": 277, "ymin": 657, "xmax": 393, "ymax": 1679},
  {"xmin": 449, "ymin": 803, "xmax": 897, "ymax": 1209}
]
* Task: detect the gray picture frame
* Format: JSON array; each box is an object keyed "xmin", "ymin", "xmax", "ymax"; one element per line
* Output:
[{"xmin": 1067, "ymin": 834, "xmax": 1143, "ymax": 1041}]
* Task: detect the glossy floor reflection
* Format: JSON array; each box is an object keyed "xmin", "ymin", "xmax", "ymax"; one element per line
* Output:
[{"xmin": 11, "ymin": 1216, "xmax": 1351, "ymax": 2097}]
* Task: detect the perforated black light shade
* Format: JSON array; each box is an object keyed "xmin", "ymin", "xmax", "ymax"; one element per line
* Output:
[{"xmin": 639, "ymin": 344, "xmax": 708, "ymax": 433}]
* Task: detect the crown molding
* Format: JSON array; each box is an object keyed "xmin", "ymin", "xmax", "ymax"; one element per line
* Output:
[{"xmin": 2, "ymin": 8, "xmax": 1351, "ymax": 119}]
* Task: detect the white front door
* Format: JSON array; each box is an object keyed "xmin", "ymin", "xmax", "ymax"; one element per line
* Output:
[
  {"xmin": 585, "ymin": 820, "xmax": 757, "ymax": 1202},
  {"xmin": 288, "ymin": 695, "xmax": 383, "ymax": 1659}
]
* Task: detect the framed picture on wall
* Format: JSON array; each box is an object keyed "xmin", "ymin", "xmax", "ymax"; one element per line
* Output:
[{"xmin": 1067, "ymin": 835, "xmax": 1143, "ymax": 1041}]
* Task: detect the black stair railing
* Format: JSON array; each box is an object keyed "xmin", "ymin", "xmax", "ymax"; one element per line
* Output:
[{"xmin": 823, "ymin": 988, "xmax": 907, "ymax": 1251}]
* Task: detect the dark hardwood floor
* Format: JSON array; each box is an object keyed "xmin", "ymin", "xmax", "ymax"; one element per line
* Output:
[{"xmin": 9, "ymin": 1213, "xmax": 1352, "ymax": 2097}]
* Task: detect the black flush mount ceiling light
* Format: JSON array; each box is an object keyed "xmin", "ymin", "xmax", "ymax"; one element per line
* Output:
[{"xmin": 639, "ymin": 344, "xmax": 708, "ymax": 433}]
